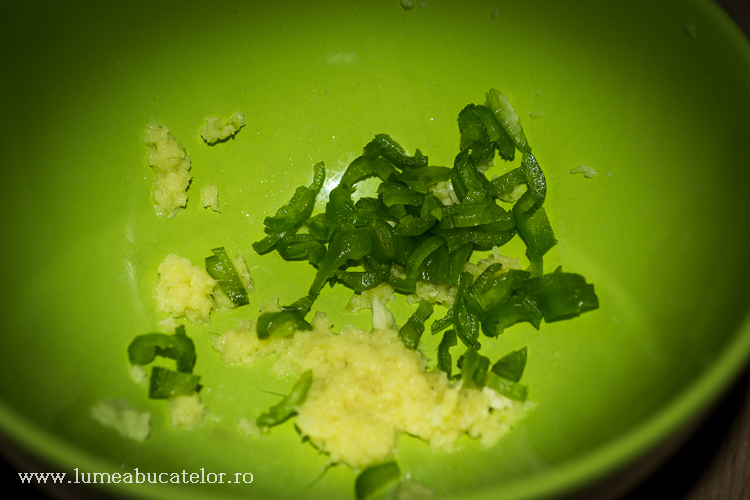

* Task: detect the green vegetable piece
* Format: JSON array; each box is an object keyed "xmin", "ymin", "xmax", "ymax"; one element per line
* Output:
[
  {"xmin": 368, "ymin": 134, "xmax": 428, "ymax": 169},
  {"xmin": 397, "ymin": 166, "xmax": 453, "ymax": 186},
  {"xmin": 339, "ymin": 155, "xmax": 398, "ymax": 189},
  {"xmin": 309, "ymin": 228, "xmax": 372, "ymax": 296},
  {"xmin": 252, "ymin": 228, "xmax": 294, "ymax": 255},
  {"xmin": 275, "ymin": 234, "xmax": 327, "ymax": 262},
  {"xmin": 469, "ymin": 268, "xmax": 529, "ymax": 317},
  {"xmin": 256, "ymin": 370, "xmax": 313, "ymax": 428},
  {"xmin": 491, "ymin": 347, "xmax": 528, "ymax": 383},
  {"xmin": 366, "ymin": 217, "xmax": 400, "ymax": 265},
  {"xmin": 392, "ymin": 214, "xmax": 436, "ymax": 236},
  {"xmin": 527, "ymin": 269, "xmax": 599, "ymax": 321},
  {"xmin": 405, "ymin": 236, "xmax": 445, "ymax": 280},
  {"xmin": 326, "ymin": 186, "xmax": 370, "ymax": 228},
  {"xmin": 448, "ymin": 243, "xmax": 474, "ymax": 285},
  {"xmin": 416, "ymin": 243, "xmax": 450, "ymax": 284},
  {"xmin": 460, "ymin": 347, "xmax": 490, "ymax": 389},
  {"xmin": 256, "ymin": 295, "xmax": 316, "ymax": 339},
  {"xmin": 485, "ymin": 372, "xmax": 528, "ymax": 402},
  {"xmin": 489, "ymin": 167, "xmax": 526, "ymax": 201},
  {"xmin": 485, "ymin": 89, "xmax": 531, "ymax": 154},
  {"xmin": 127, "ymin": 326, "xmax": 196, "ymax": 374},
  {"xmin": 513, "ymin": 153, "xmax": 557, "ymax": 258},
  {"xmin": 458, "ymin": 104, "xmax": 490, "ymax": 149},
  {"xmin": 381, "ymin": 185, "xmax": 425, "ymax": 208},
  {"xmin": 148, "ymin": 366, "xmax": 200, "ymax": 399},
  {"xmin": 451, "ymin": 152, "xmax": 489, "ymax": 203},
  {"xmin": 481, "ymin": 294, "xmax": 542, "ymax": 337},
  {"xmin": 355, "ymin": 461, "xmax": 400, "ymax": 500},
  {"xmin": 263, "ymin": 162, "xmax": 325, "ymax": 232},
  {"xmin": 336, "ymin": 263, "xmax": 390, "ymax": 293},
  {"xmin": 431, "ymin": 309, "xmax": 454, "ymax": 335},
  {"xmin": 399, "ymin": 300, "xmax": 434, "ymax": 350},
  {"xmin": 437, "ymin": 330, "xmax": 457, "ymax": 378},
  {"xmin": 467, "ymin": 227, "xmax": 518, "ymax": 249},
  {"xmin": 307, "ymin": 213, "xmax": 336, "ymax": 242},
  {"xmin": 205, "ymin": 247, "xmax": 249, "ymax": 307},
  {"xmin": 256, "ymin": 309, "xmax": 313, "ymax": 340},
  {"xmin": 471, "ymin": 104, "xmax": 515, "ymax": 161},
  {"xmin": 453, "ymin": 272, "xmax": 481, "ymax": 350},
  {"xmin": 386, "ymin": 273, "xmax": 417, "ymax": 294}
]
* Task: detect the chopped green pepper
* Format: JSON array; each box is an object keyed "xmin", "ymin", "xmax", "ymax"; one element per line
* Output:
[
  {"xmin": 355, "ymin": 461, "xmax": 400, "ymax": 500},
  {"xmin": 398, "ymin": 300, "xmax": 434, "ymax": 349},
  {"xmin": 148, "ymin": 366, "xmax": 201, "ymax": 399},
  {"xmin": 256, "ymin": 370, "xmax": 313, "ymax": 428},
  {"xmin": 205, "ymin": 247, "xmax": 249, "ymax": 307},
  {"xmin": 128, "ymin": 326, "xmax": 195, "ymax": 374}
]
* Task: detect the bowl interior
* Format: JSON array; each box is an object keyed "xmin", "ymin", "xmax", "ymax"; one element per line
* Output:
[{"xmin": 2, "ymin": 0, "xmax": 750, "ymax": 499}]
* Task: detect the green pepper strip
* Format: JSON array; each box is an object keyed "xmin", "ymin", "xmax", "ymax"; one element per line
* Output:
[
  {"xmin": 448, "ymin": 244, "xmax": 474, "ymax": 286},
  {"xmin": 485, "ymin": 89, "xmax": 531, "ymax": 154},
  {"xmin": 467, "ymin": 227, "xmax": 518, "ymax": 248},
  {"xmin": 485, "ymin": 372, "xmax": 528, "ymax": 402},
  {"xmin": 454, "ymin": 272, "xmax": 481, "ymax": 350},
  {"xmin": 399, "ymin": 300, "xmax": 434, "ymax": 350},
  {"xmin": 355, "ymin": 461, "xmax": 400, "ymax": 500},
  {"xmin": 438, "ymin": 201, "xmax": 512, "ymax": 230},
  {"xmin": 306, "ymin": 213, "xmax": 336, "ymax": 242},
  {"xmin": 397, "ymin": 166, "xmax": 453, "ymax": 186},
  {"xmin": 491, "ymin": 346, "xmax": 528, "ymax": 383},
  {"xmin": 369, "ymin": 134, "xmax": 428, "ymax": 169},
  {"xmin": 467, "ymin": 268, "xmax": 529, "ymax": 318},
  {"xmin": 464, "ymin": 263, "xmax": 504, "ymax": 317},
  {"xmin": 489, "ymin": 167, "xmax": 526, "ymax": 202},
  {"xmin": 263, "ymin": 162, "xmax": 325, "ymax": 232},
  {"xmin": 309, "ymin": 228, "xmax": 372, "ymax": 296},
  {"xmin": 256, "ymin": 295, "xmax": 316, "ymax": 340},
  {"xmin": 405, "ymin": 236, "xmax": 445, "ymax": 280},
  {"xmin": 381, "ymin": 186, "xmax": 425, "ymax": 208},
  {"xmin": 386, "ymin": 273, "xmax": 417, "ymax": 294},
  {"xmin": 148, "ymin": 366, "xmax": 201, "ymax": 399},
  {"xmin": 451, "ymin": 152, "xmax": 489, "ymax": 203},
  {"xmin": 458, "ymin": 104, "xmax": 491, "ymax": 152},
  {"xmin": 471, "ymin": 104, "xmax": 515, "ymax": 161},
  {"xmin": 460, "ymin": 347, "xmax": 490, "ymax": 389},
  {"xmin": 339, "ymin": 155, "xmax": 398, "ymax": 189},
  {"xmin": 128, "ymin": 326, "xmax": 195, "ymax": 374},
  {"xmin": 527, "ymin": 269, "xmax": 599, "ymax": 322},
  {"xmin": 513, "ymin": 153, "xmax": 557, "ymax": 258},
  {"xmin": 392, "ymin": 214, "xmax": 436, "ymax": 237},
  {"xmin": 417, "ymin": 243, "xmax": 450, "ymax": 284},
  {"xmin": 481, "ymin": 294, "xmax": 542, "ymax": 337},
  {"xmin": 205, "ymin": 247, "xmax": 249, "ymax": 307},
  {"xmin": 275, "ymin": 234, "xmax": 326, "ymax": 261},
  {"xmin": 256, "ymin": 370, "xmax": 313, "ymax": 428},
  {"xmin": 252, "ymin": 227, "xmax": 295, "ymax": 255},
  {"xmin": 437, "ymin": 330, "xmax": 457, "ymax": 378},
  {"xmin": 431, "ymin": 308, "xmax": 454, "ymax": 335},
  {"xmin": 335, "ymin": 263, "xmax": 390, "ymax": 293},
  {"xmin": 326, "ymin": 186, "xmax": 370, "ymax": 228}
]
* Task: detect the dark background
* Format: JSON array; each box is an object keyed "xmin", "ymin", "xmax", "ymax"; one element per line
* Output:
[{"xmin": 2, "ymin": 0, "xmax": 750, "ymax": 498}]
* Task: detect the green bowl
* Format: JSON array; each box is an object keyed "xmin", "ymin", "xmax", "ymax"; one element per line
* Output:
[{"xmin": 2, "ymin": 0, "xmax": 750, "ymax": 498}]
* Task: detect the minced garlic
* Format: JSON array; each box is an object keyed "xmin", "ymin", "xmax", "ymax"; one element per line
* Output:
[
  {"xmin": 200, "ymin": 112, "xmax": 245, "ymax": 144},
  {"xmin": 212, "ymin": 310, "xmax": 530, "ymax": 470},
  {"xmin": 154, "ymin": 254, "xmax": 216, "ymax": 323},
  {"xmin": 144, "ymin": 122, "xmax": 192, "ymax": 217},
  {"xmin": 168, "ymin": 393, "xmax": 205, "ymax": 430}
]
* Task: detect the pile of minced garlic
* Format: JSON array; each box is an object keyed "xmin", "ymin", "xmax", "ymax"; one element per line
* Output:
[
  {"xmin": 154, "ymin": 253, "xmax": 254, "ymax": 323},
  {"xmin": 144, "ymin": 122, "xmax": 192, "ymax": 217},
  {"xmin": 212, "ymin": 297, "xmax": 531, "ymax": 470}
]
